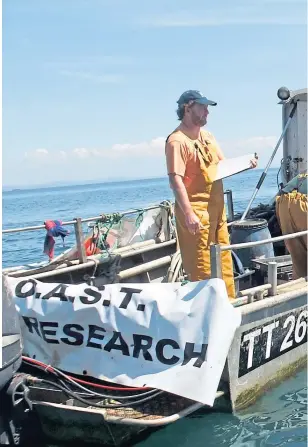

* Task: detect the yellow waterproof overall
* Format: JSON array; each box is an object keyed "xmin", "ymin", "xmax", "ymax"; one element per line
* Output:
[
  {"xmin": 175, "ymin": 137, "xmax": 236, "ymax": 299},
  {"xmin": 276, "ymin": 190, "xmax": 308, "ymax": 279}
]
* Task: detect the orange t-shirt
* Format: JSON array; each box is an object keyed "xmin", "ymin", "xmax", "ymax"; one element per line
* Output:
[{"xmin": 165, "ymin": 128, "xmax": 221, "ymax": 183}]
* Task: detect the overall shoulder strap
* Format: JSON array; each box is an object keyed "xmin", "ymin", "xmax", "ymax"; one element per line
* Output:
[{"xmin": 165, "ymin": 128, "xmax": 180, "ymax": 143}]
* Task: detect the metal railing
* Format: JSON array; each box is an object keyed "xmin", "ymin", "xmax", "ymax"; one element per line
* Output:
[
  {"xmin": 1, "ymin": 204, "xmax": 163, "ymax": 234},
  {"xmin": 224, "ymin": 190, "xmax": 235, "ymax": 222},
  {"xmin": 2, "ymin": 192, "xmax": 235, "ymax": 235},
  {"xmin": 2, "ymin": 192, "xmax": 235, "ymax": 269},
  {"xmin": 2, "ymin": 203, "xmax": 170, "ymax": 265},
  {"xmin": 2, "ymin": 191, "xmax": 306, "ymax": 299},
  {"xmin": 210, "ymin": 230, "xmax": 308, "ymax": 298}
]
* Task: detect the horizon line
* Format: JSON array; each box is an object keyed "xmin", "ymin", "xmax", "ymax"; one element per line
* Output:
[{"xmin": 2, "ymin": 167, "xmax": 279, "ymax": 192}]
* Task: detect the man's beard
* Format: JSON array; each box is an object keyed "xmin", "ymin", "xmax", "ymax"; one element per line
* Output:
[{"xmin": 192, "ymin": 113, "xmax": 207, "ymax": 127}]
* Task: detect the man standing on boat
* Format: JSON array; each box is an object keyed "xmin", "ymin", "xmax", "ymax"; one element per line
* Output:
[
  {"xmin": 165, "ymin": 90, "xmax": 257, "ymax": 299},
  {"xmin": 276, "ymin": 171, "xmax": 308, "ymax": 279}
]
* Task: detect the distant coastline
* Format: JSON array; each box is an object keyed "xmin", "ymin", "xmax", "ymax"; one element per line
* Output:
[
  {"xmin": 2, "ymin": 175, "xmax": 168, "ymax": 193},
  {"xmin": 2, "ymin": 167, "xmax": 279, "ymax": 193}
]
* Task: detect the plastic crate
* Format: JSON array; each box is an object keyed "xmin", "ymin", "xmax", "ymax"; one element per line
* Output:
[{"xmin": 251, "ymin": 255, "xmax": 293, "ymax": 280}]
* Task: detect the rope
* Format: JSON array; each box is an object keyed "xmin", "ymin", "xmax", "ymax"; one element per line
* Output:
[
  {"xmin": 93, "ymin": 213, "xmax": 123, "ymax": 254},
  {"xmin": 159, "ymin": 200, "xmax": 178, "ymax": 247},
  {"xmin": 88, "ymin": 203, "xmax": 177, "ymax": 260},
  {"xmin": 167, "ymin": 250, "xmax": 184, "ymax": 283},
  {"xmin": 135, "ymin": 210, "xmax": 145, "ymax": 241},
  {"xmin": 91, "ymin": 257, "xmax": 100, "ymax": 278},
  {"xmin": 86, "ymin": 209, "xmax": 145, "ymax": 257}
]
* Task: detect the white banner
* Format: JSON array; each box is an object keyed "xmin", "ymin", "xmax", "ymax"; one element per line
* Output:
[{"xmin": 7, "ymin": 277, "xmax": 241, "ymax": 406}]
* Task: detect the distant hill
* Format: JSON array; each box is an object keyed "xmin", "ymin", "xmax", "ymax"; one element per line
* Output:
[
  {"xmin": 3, "ymin": 168, "xmax": 279, "ymax": 192},
  {"xmin": 2, "ymin": 174, "xmax": 167, "ymax": 192}
]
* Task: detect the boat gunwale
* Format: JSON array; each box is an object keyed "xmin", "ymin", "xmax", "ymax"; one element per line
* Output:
[{"xmin": 29, "ymin": 391, "xmax": 225, "ymax": 427}]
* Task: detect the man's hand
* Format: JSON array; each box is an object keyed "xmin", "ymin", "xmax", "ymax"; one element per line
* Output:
[
  {"xmin": 185, "ymin": 211, "xmax": 201, "ymax": 235},
  {"xmin": 250, "ymin": 155, "xmax": 258, "ymax": 168},
  {"xmin": 168, "ymin": 174, "xmax": 202, "ymax": 235}
]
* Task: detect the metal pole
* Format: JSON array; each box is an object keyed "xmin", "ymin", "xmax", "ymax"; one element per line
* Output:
[
  {"xmin": 221, "ymin": 229, "xmax": 308, "ymax": 251},
  {"xmin": 268, "ymin": 262, "xmax": 278, "ymax": 296},
  {"xmin": 114, "ymin": 239, "xmax": 156, "ymax": 254},
  {"xmin": 240, "ymin": 101, "xmax": 298, "ymax": 221},
  {"xmin": 210, "ymin": 244, "xmax": 222, "ymax": 279},
  {"xmin": 74, "ymin": 218, "xmax": 87, "ymax": 264},
  {"xmin": 120, "ymin": 239, "xmax": 176, "ymax": 259},
  {"xmin": 2, "ymin": 204, "xmax": 165, "ymax": 234},
  {"xmin": 11, "ymin": 259, "xmax": 98, "ymax": 280},
  {"xmin": 117, "ymin": 256, "xmax": 172, "ymax": 280},
  {"xmin": 82, "ymin": 204, "xmax": 163, "ymax": 223},
  {"xmin": 225, "ymin": 190, "xmax": 234, "ymax": 221}
]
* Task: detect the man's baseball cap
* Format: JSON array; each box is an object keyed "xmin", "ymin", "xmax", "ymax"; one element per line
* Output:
[{"xmin": 177, "ymin": 90, "xmax": 217, "ymax": 106}]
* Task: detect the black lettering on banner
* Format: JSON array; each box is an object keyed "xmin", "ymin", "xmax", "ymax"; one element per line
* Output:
[
  {"xmin": 86, "ymin": 325, "xmax": 106, "ymax": 349},
  {"xmin": 61, "ymin": 324, "xmax": 84, "ymax": 346},
  {"xmin": 41, "ymin": 284, "xmax": 74, "ymax": 302},
  {"xmin": 182, "ymin": 343, "xmax": 208, "ymax": 368},
  {"xmin": 80, "ymin": 288, "xmax": 103, "ymax": 305},
  {"xmin": 22, "ymin": 316, "xmax": 42, "ymax": 337},
  {"xmin": 119, "ymin": 287, "xmax": 142, "ymax": 310},
  {"xmin": 156, "ymin": 339, "xmax": 180, "ymax": 365},
  {"xmin": 104, "ymin": 331, "xmax": 130, "ymax": 356},
  {"xmin": 39, "ymin": 322, "xmax": 59, "ymax": 344},
  {"xmin": 238, "ymin": 306, "xmax": 308, "ymax": 378},
  {"xmin": 15, "ymin": 280, "xmax": 37, "ymax": 298},
  {"xmin": 133, "ymin": 334, "xmax": 153, "ymax": 361}
]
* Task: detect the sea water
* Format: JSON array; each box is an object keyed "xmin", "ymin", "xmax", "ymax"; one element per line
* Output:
[
  {"xmin": 2, "ymin": 168, "xmax": 280, "ymax": 268},
  {"xmin": 2, "ymin": 168, "xmax": 307, "ymax": 446},
  {"xmin": 135, "ymin": 368, "xmax": 307, "ymax": 447}
]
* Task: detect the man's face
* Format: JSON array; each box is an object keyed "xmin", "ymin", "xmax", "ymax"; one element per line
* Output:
[{"xmin": 188, "ymin": 102, "xmax": 209, "ymax": 127}]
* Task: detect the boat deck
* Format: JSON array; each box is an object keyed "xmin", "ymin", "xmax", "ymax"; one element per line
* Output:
[
  {"xmin": 26, "ymin": 369, "xmax": 226, "ymax": 427},
  {"xmin": 103, "ymin": 393, "xmax": 196, "ymax": 421}
]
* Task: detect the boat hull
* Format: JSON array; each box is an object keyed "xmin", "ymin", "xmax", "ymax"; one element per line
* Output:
[
  {"xmin": 227, "ymin": 287, "xmax": 307, "ymax": 412},
  {"xmin": 13, "ymin": 283, "xmax": 306, "ymax": 446}
]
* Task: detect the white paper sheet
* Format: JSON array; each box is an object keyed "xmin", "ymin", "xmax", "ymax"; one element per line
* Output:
[{"xmin": 215, "ymin": 153, "xmax": 255, "ymax": 181}]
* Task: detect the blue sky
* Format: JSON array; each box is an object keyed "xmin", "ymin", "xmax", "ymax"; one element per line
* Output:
[{"xmin": 2, "ymin": 0, "xmax": 307, "ymax": 187}]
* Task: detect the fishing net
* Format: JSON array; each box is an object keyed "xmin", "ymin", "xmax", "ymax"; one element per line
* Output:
[
  {"xmin": 86, "ymin": 202, "xmax": 175, "ymax": 255},
  {"xmin": 47, "ymin": 201, "xmax": 176, "ymax": 267}
]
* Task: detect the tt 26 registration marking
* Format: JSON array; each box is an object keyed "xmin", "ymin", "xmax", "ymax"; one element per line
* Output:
[{"xmin": 238, "ymin": 306, "xmax": 307, "ymax": 377}]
